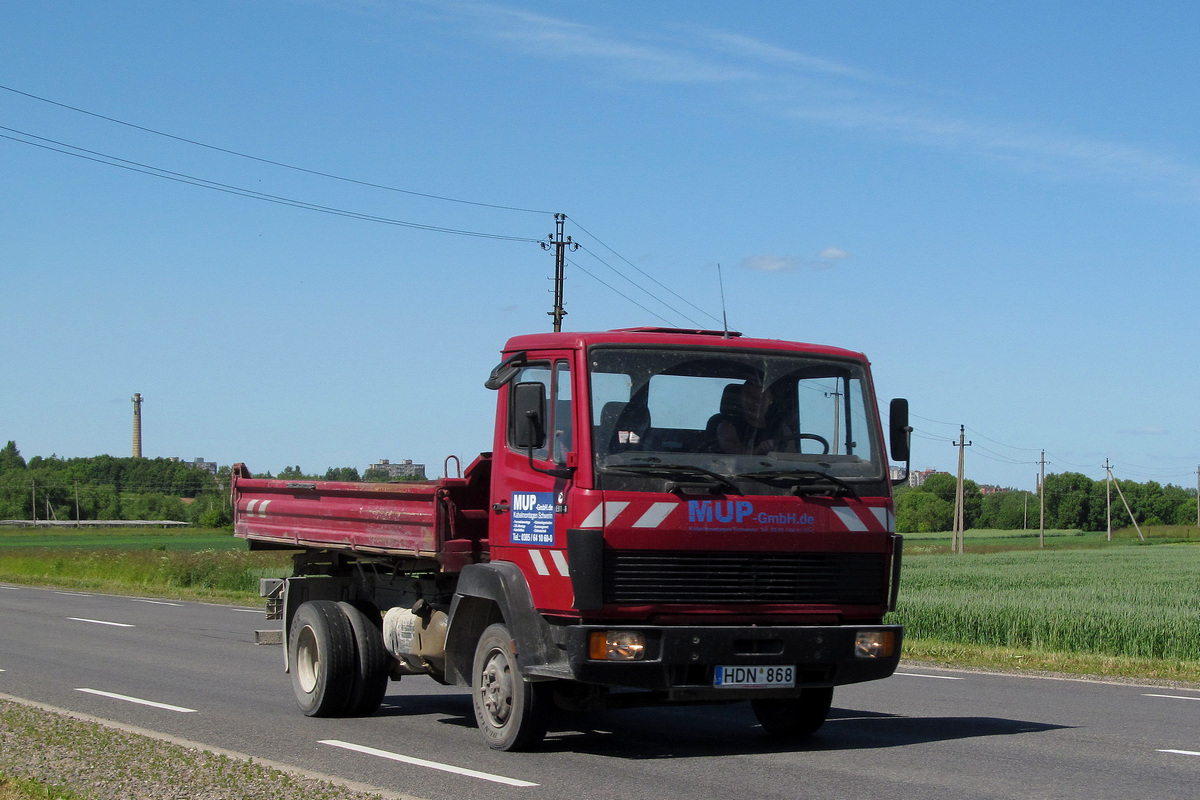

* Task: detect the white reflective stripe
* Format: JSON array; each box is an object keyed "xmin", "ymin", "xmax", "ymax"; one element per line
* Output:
[
  {"xmin": 258, "ymin": 499, "xmax": 271, "ymax": 518},
  {"xmin": 529, "ymin": 550, "xmax": 550, "ymax": 576},
  {"xmin": 549, "ymin": 550, "xmax": 570, "ymax": 577},
  {"xmin": 832, "ymin": 506, "xmax": 869, "ymax": 532},
  {"xmin": 579, "ymin": 501, "xmax": 629, "ymax": 528},
  {"xmin": 633, "ymin": 502, "xmax": 676, "ymax": 528},
  {"xmin": 870, "ymin": 507, "xmax": 893, "ymax": 532},
  {"xmin": 246, "ymin": 499, "xmax": 259, "ymax": 514}
]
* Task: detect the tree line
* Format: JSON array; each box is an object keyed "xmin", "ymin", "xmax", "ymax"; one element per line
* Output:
[
  {"xmin": 0, "ymin": 442, "xmax": 408, "ymax": 527},
  {"xmin": 895, "ymin": 471, "xmax": 1199, "ymax": 533}
]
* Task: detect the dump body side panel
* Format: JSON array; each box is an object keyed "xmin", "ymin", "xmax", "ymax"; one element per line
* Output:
[{"xmin": 232, "ymin": 456, "xmax": 491, "ymax": 566}]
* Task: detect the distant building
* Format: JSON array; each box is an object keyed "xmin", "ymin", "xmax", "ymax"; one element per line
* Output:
[
  {"xmin": 368, "ymin": 458, "xmax": 426, "ymax": 480},
  {"xmin": 174, "ymin": 455, "xmax": 218, "ymax": 474},
  {"xmin": 189, "ymin": 455, "xmax": 218, "ymax": 474},
  {"xmin": 908, "ymin": 468, "xmax": 944, "ymax": 487}
]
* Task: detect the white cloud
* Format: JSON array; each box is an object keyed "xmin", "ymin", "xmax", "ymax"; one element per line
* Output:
[
  {"xmin": 413, "ymin": 2, "xmax": 1200, "ymax": 199},
  {"xmin": 1117, "ymin": 426, "xmax": 1169, "ymax": 436},
  {"xmin": 740, "ymin": 254, "xmax": 799, "ymax": 272},
  {"xmin": 741, "ymin": 248, "xmax": 849, "ymax": 272}
]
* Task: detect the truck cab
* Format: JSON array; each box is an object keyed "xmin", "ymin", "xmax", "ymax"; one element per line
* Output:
[{"xmin": 463, "ymin": 327, "xmax": 906, "ymax": 746}]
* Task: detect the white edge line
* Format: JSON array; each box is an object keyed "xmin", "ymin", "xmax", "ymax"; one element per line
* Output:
[
  {"xmin": 68, "ymin": 617, "xmax": 134, "ymax": 628},
  {"xmin": 1158, "ymin": 749, "xmax": 1200, "ymax": 757},
  {"xmin": 75, "ymin": 688, "xmax": 196, "ymax": 713},
  {"xmin": 320, "ymin": 740, "xmax": 539, "ymax": 787},
  {"xmin": 1144, "ymin": 693, "xmax": 1200, "ymax": 701},
  {"xmin": 130, "ymin": 598, "xmax": 182, "ymax": 607},
  {"xmin": 894, "ymin": 672, "xmax": 964, "ymax": 680}
]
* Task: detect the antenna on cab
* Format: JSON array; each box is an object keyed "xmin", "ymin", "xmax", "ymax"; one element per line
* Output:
[{"xmin": 717, "ymin": 263, "xmax": 730, "ymax": 338}]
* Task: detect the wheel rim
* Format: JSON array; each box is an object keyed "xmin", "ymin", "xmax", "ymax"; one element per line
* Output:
[
  {"xmin": 478, "ymin": 645, "xmax": 514, "ymax": 727},
  {"xmin": 296, "ymin": 625, "xmax": 320, "ymax": 694}
]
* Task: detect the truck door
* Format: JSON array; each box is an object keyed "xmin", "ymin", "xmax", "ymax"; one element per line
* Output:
[{"xmin": 490, "ymin": 355, "xmax": 577, "ymax": 612}]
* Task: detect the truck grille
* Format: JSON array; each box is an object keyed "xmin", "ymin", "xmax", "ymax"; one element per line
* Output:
[{"xmin": 602, "ymin": 551, "xmax": 888, "ymax": 606}]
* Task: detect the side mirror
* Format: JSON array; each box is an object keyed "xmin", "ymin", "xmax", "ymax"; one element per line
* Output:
[
  {"xmin": 889, "ymin": 398, "xmax": 911, "ymax": 463},
  {"xmin": 511, "ymin": 382, "xmax": 547, "ymax": 450}
]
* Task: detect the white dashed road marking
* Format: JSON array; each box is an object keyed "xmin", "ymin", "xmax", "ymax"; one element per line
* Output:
[
  {"xmin": 321, "ymin": 740, "xmax": 539, "ymax": 787},
  {"xmin": 75, "ymin": 688, "xmax": 196, "ymax": 713}
]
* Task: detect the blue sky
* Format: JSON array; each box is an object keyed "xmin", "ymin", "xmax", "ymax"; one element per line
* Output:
[{"xmin": 2, "ymin": 1, "xmax": 1197, "ymax": 491}]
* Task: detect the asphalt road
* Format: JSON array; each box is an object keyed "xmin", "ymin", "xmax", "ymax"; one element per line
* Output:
[{"xmin": 1, "ymin": 583, "xmax": 1198, "ymax": 800}]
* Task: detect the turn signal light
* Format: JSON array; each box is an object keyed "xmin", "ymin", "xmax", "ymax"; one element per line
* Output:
[
  {"xmin": 589, "ymin": 631, "xmax": 646, "ymax": 660},
  {"xmin": 854, "ymin": 631, "xmax": 896, "ymax": 659}
]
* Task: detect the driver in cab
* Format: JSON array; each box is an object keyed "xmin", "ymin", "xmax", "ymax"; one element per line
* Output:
[{"xmin": 715, "ymin": 379, "xmax": 795, "ymax": 455}]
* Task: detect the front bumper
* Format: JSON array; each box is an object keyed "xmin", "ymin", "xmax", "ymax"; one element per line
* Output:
[{"xmin": 542, "ymin": 623, "xmax": 903, "ymax": 700}]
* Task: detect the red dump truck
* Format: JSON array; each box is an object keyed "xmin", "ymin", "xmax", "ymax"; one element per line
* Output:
[{"xmin": 233, "ymin": 327, "xmax": 910, "ymax": 750}]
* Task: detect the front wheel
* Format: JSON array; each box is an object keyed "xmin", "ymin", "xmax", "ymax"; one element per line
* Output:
[
  {"xmin": 471, "ymin": 622, "xmax": 549, "ymax": 751},
  {"xmin": 752, "ymin": 687, "xmax": 834, "ymax": 738}
]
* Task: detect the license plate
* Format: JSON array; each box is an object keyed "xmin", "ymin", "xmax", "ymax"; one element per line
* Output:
[{"xmin": 714, "ymin": 665, "xmax": 796, "ymax": 688}]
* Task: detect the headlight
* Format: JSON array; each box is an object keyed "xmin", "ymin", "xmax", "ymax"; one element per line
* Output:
[
  {"xmin": 854, "ymin": 630, "xmax": 896, "ymax": 659},
  {"xmin": 589, "ymin": 630, "xmax": 646, "ymax": 660}
]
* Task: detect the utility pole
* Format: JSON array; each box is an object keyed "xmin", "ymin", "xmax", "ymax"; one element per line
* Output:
[
  {"xmin": 1038, "ymin": 451, "xmax": 1046, "ymax": 548},
  {"xmin": 951, "ymin": 425, "xmax": 971, "ymax": 554},
  {"xmin": 1105, "ymin": 458, "xmax": 1113, "ymax": 542},
  {"xmin": 1108, "ymin": 464, "xmax": 1145, "ymax": 542},
  {"xmin": 825, "ymin": 387, "xmax": 843, "ymax": 455},
  {"xmin": 541, "ymin": 213, "xmax": 577, "ymax": 332}
]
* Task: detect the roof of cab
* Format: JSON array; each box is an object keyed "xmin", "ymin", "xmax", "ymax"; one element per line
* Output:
[{"xmin": 500, "ymin": 327, "xmax": 868, "ymax": 362}]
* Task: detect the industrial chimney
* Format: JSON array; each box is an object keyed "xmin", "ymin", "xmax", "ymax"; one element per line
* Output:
[{"xmin": 132, "ymin": 393, "xmax": 143, "ymax": 458}]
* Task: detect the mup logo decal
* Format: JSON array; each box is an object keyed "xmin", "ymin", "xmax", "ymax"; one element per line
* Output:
[
  {"xmin": 687, "ymin": 499, "xmax": 816, "ymax": 532},
  {"xmin": 510, "ymin": 491, "xmax": 556, "ymax": 546}
]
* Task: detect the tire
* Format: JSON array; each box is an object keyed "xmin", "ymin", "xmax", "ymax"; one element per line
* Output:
[
  {"xmin": 752, "ymin": 687, "xmax": 834, "ymax": 738},
  {"xmin": 471, "ymin": 622, "xmax": 550, "ymax": 751},
  {"xmin": 337, "ymin": 601, "xmax": 391, "ymax": 716},
  {"xmin": 288, "ymin": 600, "xmax": 356, "ymax": 717}
]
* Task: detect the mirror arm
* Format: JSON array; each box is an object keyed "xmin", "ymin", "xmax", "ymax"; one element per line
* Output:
[
  {"xmin": 526, "ymin": 447, "xmax": 576, "ymax": 479},
  {"xmin": 891, "ymin": 425, "xmax": 913, "ymax": 487}
]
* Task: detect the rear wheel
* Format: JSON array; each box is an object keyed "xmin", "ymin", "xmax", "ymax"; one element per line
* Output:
[
  {"xmin": 289, "ymin": 600, "xmax": 356, "ymax": 717},
  {"xmin": 471, "ymin": 623, "xmax": 549, "ymax": 751},
  {"xmin": 337, "ymin": 601, "xmax": 391, "ymax": 716},
  {"xmin": 752, "ymin": 687, "xmax": 834, "ymax": 738}
]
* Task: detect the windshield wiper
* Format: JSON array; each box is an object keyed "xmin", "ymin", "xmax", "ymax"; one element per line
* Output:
[
  {"xmin": 737, "ymin": 469, "xmax": 859, "ymax": 498},
  {"xmin": 600, "ymin": 462, "xmax": 742, "ymax": 495}
]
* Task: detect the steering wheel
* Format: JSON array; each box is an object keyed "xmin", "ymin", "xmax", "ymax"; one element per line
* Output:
[{"xmin": 772, "ymin": 433, "xmax": 830, "ymax": 454}]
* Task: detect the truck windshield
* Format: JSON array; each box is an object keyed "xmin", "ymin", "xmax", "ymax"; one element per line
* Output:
[{"xmin": 589, "ymin": 347, "xmax": 886, "ymax": 494}]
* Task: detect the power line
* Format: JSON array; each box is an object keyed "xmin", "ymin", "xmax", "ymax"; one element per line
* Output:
[
  {"xmin": 2, "ymin": 83, "xmax": 726, "ymax": 325},
  {"xmin": 570, "ymin": 221, "xmax": 723, "ymax": 326},
  {"xmin": 0, "ymin": 83, "xmax": 552, "ymax": 215},
  {"xmin": 0, "ymin": 126, "xmax": 540, "ymax": 242},
  {"xmin": 569, "ymin": 246, "xmax": 709, "ymax": 328},
  {"xmin": 568, "ymin": 259, "xmax": 676, "ymax": 326}
]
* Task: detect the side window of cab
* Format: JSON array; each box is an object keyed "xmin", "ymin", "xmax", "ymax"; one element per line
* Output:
[{"xmin": 507, "ymin": 360, "xmax": 572, "ymax": 462}]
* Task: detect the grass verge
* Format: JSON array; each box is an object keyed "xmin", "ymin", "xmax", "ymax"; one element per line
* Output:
[
  {"xmin": 902, "ymin": 637, "xmax": 1200, "ymax": 685},
  {"xmin": 0, "ymin": 698, "xmax": 389, "ymax": 800},
  {"xmin": 0, "ymin": 528, "xmax": 289, "ymax": 604}
]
